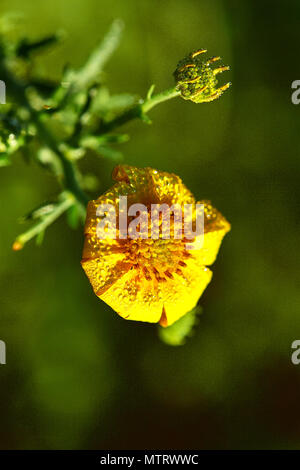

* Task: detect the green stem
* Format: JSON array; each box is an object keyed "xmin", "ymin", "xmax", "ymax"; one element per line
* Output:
[
  {"xmin": 33, "ymin": 112, "xmax": 89, "ymax": 207},
  {"xmin": 100, "ymin": 86, "xmax": 180, "ymax": 132},
  {"xmin": 142, "ymin": 86, "xmax": 180, "ymax": 113},
  {"xmin": 0, "ymin": 62, "xmax": 89, "ymax": 208},
  {"xmin": 13, "ymin": 193, "xmax": 74, "ymax": 249}
]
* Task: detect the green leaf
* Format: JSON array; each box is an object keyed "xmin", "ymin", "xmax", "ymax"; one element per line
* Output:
[
  {"xmin": 16, "ymin": 32, "xmax": 64, "ymax": 58},
  {"xmin": 14, "ymin": 193, "xmax": 75, "ymax": 250},
  {"xmin": 35, "ymin": 230, "xmax": 45, "ymax": 246},
  {"xmin": 80, "ymin": 134, "xmax": 129, "ymax": 148},
  {"xmin": 158, "ymin": 306, "xmax": 203, "ymax": 346},
  {"xmin": 146, "ymin": 84, "xmax": 155, "ymax": 100},
  {"xmin": 91, "ymin": 87, "xmax": 138, "ymax": 116},
  {"xmin": 80, "ymin": 136, "xmax": 124, "ymax": 162},
  {"xmin": 21, "ymin": 202, "xmax": 56, "ymax": 222},
  {"xmin": 97, "ymin": 145, "xmax": 123, "ymax": 162},
  {"xmin": 97, "ymin": 134, "xmax": 129, "ymax": 144},
  {"xmin": 36, "ymin": 147, "xmax": 62, "ymax": 176},
  {"xmin": 69, "ymin": 19, "xmax": 124, "ymax": 91}
]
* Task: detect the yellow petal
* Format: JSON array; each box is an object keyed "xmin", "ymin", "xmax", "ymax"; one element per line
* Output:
[
  {"xmin": 160, "ymin": 257, "xmax": 212, "ymax": 327},
  {"xmin": 100, "ymin": 270, "xmax": 164, "ymax": 323},
  {"xmin": 187, "ymin": 200, "xmax": 231, "ymax": 265},
  {"xmin": 84, "ymin": 166, "xmax": 155, "ymax": 236},
  {"xmin": 81, "ymin": 235, "xmax": 132, "ymax": 295},
  {"xmin": 83, "ymin": 184, "xmax": 130, "ymax": 236},
  {"xmin": 150, "ymin": 169, "xmax": 195, "ymax": 206}
]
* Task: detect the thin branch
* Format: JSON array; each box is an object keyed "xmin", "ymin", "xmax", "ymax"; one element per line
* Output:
[
  {"xmin": 12, "ymin": 192, "xmax": 75, "ymax": 250},
  {"xmin": 99, "ymin": 86, "xmax": 180, "ymax": 133},
  {"xmin": 0, "ymin": 63, "xmax": 89, "ymax": 208}
]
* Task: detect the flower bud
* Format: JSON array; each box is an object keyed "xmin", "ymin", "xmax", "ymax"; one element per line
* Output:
[{"xmin": 174, "ymin": 49, "xmax": 231, "ymax": 103}]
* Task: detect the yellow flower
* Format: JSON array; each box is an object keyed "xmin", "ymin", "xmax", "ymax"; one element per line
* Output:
[{"xmin": 81, "ymin": 165, "xmax": 230, "ymax": 327}]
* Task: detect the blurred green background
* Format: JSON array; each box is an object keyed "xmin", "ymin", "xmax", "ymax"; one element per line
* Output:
[{"xmin": 1, "ymin": 0, "xmax": 300, "ymax": 450}]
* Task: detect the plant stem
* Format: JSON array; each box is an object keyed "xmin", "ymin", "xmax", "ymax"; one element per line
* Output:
[
  {"xmin": 1, "ymin": 57, "xmax": 178, "ymax": 204},
  {"xmin": 100, "ymin": 86, "xmax": 180, "ymax": 132},
  {"xmin": 33, "ymin": 112, "xmax": 89, "ymax": 207},
  {"xmin": 0, "ymin": 63, "xmax": 89, "ymax": 208},
  {"xmin": 13, "ymin": 193, "xmax": 74, "ymax": 250},
  {"xmin": 142, "ymin": 87, "xmax": 180, "ymax": 113}
]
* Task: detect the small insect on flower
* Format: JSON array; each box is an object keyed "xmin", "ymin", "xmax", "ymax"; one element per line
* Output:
[
  {"xmin": 174, "ymin": 48, "xmax": 231, "ymax": 103},
  {"xmin": 81, "ymin": 165, "xmax": 230, "ymax": 327}
]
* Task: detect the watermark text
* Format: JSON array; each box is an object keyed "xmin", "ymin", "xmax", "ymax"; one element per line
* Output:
[
  {"xmin": 0, "ymin": 80, "xmax": 6, "ymax": 104},
  {"xmin": 0, "ymin": 340, "xmax": 6, "ymax": 365},
  {"xmin": 96, "ymin": 197, "xmax": 204, "ymax": 249}
]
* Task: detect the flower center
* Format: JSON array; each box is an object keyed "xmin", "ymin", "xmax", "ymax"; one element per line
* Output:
[{"xmin": 121, "ymin": 237, "xmax": 190, "ymax": 282}]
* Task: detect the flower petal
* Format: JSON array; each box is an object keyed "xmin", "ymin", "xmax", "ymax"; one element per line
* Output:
[
  {"xmin": 160, "ymin": 257, "xmax": 212, "ymax": 327},
  {"xmin": 150, "ymin": 169, "xmax": 195, "ymax": 205},
  {"xmin": 81, "ymin": 235, "xmax": 132, "ymax": 295},
  {"xmin": 84, "ymin": 166, "xmax": 156, "ymax": 236},
  {"xmin": 187, "ymin": 200, "xmax": 230, "ymax": 265},
  {"xmin": 100, "ymin": 270, "xmax": 164, "ymax": 323}
]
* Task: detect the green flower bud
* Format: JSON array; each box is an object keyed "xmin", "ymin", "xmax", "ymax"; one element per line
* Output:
[{"xmin": 174, "ymin": 49, "xmax": 231, "ymax": 103}]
